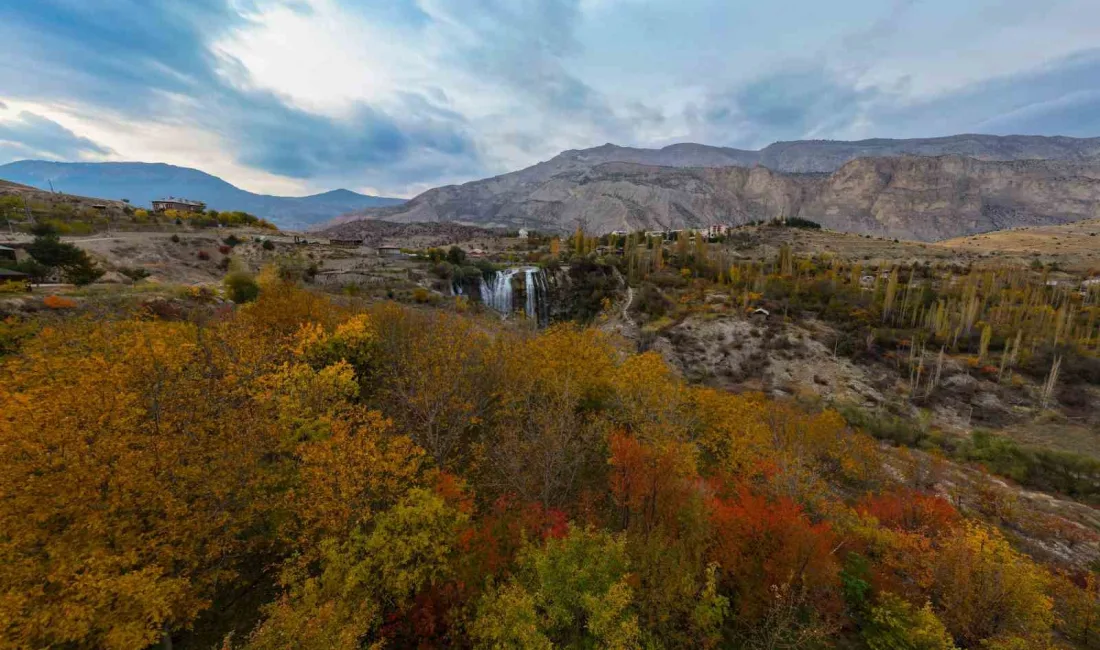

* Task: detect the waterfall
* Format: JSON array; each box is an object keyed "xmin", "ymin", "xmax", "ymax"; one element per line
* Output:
[
  {"xmin": 525, "ymin": 268, "xmax": 550, "ymax": 326},
  {"xmin": 480, "ymin": 268, "xmax": 519, "ymax": 314},
  {"xmin": 480, "ymin": 267, "xmax": 549, "ymax": 326}
]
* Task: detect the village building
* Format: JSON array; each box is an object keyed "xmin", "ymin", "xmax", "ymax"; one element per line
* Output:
[
  {"xmin": 0, "ymin": 244, "xmax": 30, "ymax": 264},
  {"xmin": 151, "ymin": 197, "xmax": 206, "ymax": 214},
  {"xmin": 517, "ymin": 228, "xmax": 529, "ymax": 239},
  {"xmin": 377, "ymin": 245, "xmax": 403, "ymax": 257},
  {"xmin": 701, "ymin": 224, "xmax": 733, "ymax": 238}
]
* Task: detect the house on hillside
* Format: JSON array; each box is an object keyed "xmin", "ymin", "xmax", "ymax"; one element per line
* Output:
[
  {"xmin": 330, "ymin": 237, "xmax": 364, "ymax": 247},
  {"xmin": 377, "ymin": 245, "xmax": 403, "ymax": 257},
  {"xmin": 0, "ymin": 244, "xmax": 29, "ymax": 264},
  {"xmin": 701, "ymin": 224, "xmax": 732, "ymax": 238},
  {"xmin": 517, "ymin": 228, "xmax": 529, "ymax": 239},
  {"xmin": 151, "ymin": 197, "xmax": 205, "ymax": 214}
]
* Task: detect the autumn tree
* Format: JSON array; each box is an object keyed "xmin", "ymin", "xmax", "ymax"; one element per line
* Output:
[
  {"xmin": 470, "ymin": 527, "xmax": 640, "ymax": 649},
  {"xmin": 0, "ymin": 320, "xmax": 291, "ymax": 648},
  {"xmin": 930, "ymin": 524, "xmax": 1054, "ymax": 647},
  {"xmin": 243, "ymin": 489, "xmax": 467, "ymax": 650},
  {"xmin": 707, "ymin": 484, "xmax": 842, "ymax": 646}
]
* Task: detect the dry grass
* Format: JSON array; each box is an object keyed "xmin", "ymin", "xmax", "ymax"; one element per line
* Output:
[{"xmin": 936, "ymin": 219, "xmax": 1100, "ymax": 271}]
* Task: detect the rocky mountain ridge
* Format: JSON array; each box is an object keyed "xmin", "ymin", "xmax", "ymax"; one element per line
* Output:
[{"xmin": 328, "ymin": 149, "xmax": 1100, "ymax": 241}]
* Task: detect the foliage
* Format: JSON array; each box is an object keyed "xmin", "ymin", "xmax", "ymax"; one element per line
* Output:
[
  {"xmin": 118, "ymin": 266, "xmax": 151, "ymax": 281},
  {"xmin": 565, "ymin": 258, "xmax": 621, "ymax": 322},
  {"xmin": 930, "ymin": 524, "xmax": 1054, "ymax": 647},
  {"xmin": 25, "ymin": 229, "xmax": 103, "ymax": 284},
  {"xmin": 0, "ymin": 284, "xmax": 1083, "ymax": 649},
  {"xmin": 224, "ymin": 270, "xmax": 261, "ymax": 303},
  {"xmin": 42, "ymin": 294, "xmax": 77, "ymax": 309},
  {"xmin": 471, "ymin": 527, "xmax": 640, "ymax": 649},
  {"xmin": 863, "ymin": 593, "xmax": 956, "ymax": 650}
]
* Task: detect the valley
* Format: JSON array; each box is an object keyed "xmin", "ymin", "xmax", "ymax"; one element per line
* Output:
[{"xmin": 4, "ymin": 140, "xmax": 1100, "ymax": 649}]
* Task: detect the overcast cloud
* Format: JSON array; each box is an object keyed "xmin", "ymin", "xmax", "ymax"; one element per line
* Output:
[{"xmin": 0, "ymin": 0, "xmax": 1097, "ymax": 196}]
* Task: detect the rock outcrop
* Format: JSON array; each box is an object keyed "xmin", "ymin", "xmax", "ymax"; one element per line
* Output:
[{"xmin": 333, "ymin": 154, "xmax": 1100, "ymax": 241}]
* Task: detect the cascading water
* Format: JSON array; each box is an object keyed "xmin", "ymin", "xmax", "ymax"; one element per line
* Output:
[
  {"xmin": 524, "ymin": 268, "xmax": 550, "ymax": 326},
  {"xmin": 480, "ymin": 267, "xmax": 549, "ymax": 326},
  {"xmin": 480, "ymin": 268, "xmax": 519, "ymax": 314}
]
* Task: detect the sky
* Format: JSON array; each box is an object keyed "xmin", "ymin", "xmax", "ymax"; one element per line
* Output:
[{"xmin": 0, "ymin": 0, "xmax": 1098, "ymax": 198}]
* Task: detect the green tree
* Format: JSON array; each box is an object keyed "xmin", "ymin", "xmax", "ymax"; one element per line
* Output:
[
  {"xmin": 471, "ymin": 527, "xmax": 640, "ymax": 649},
  {"xmin": 224, "ymin": 270, "xmax": 260, "ymax": 303},
  {"xmin": 446, "ymin": 246, "xmax": 466, "ymax": 265},
  {"xmin": 863, "ymin": 593, "xmax": 956, "ymax": 650},
  {"xmin": 244, "ymin": 489, "xmax": 465, "ymax": 650}
]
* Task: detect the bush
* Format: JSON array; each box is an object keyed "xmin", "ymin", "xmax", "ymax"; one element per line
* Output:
[
  {"xmin": 838, "ymin": 404, "xmax": 929, "ymax": 447},
  {"xmin": 43, "ymin": 295, "xmax": 77, "ymax": 309},
  {"xmin": 632, "ymin": 282, "xmax": 672, "ymax": 319},
  {"xmin": 565, "ymin": 259, "xmax": 621, "ymax": 323},
  {"xmin": 223, "ymin": 235, "xmax": 242, "ymax": 248},
  {"xmin": 0, "ymin": 280, "xmax": 29, "ymax": 294},
  {"xmin": 119, "ymin": 267, "xmax": 151, "ymax": 281},
  {"xmin": 958, "ymin": 431, "xmax": 1100, "ymax": 502},
  {"xmin": 197, "ymin": 250, "xmax": 211, "ymax": 261},
  {"xmin": 170, "ymin": 234, "xmax": 181, "ymax": 243},
  {"xmin": 261, "ymin": 239, "xmax": 275, "ymax": 251},
  {"xmin": 218, "ymin": 245, "xmax": 232, "ymax": 255},
  {"xmin": 223, "ymin": 271, "xmax": 260, "ymax": 303}
]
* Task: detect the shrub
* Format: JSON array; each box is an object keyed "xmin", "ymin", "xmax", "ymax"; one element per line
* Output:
[
  {"xmin": 223, "ymin": 271, "xmax": 260, "ymax": 303},
  {"xmin": 197, "ymin": 250, "xmax": 211, "ymax": 261},
  {"xmin": 0, "ymin": 280, "xmax": 29, "ymax": 294},
  {"xmin": 218, "ymin": 245, "xmax": 232, "ymax": 255},
  {"xmin": 839, "ymin": 404, "xmax": 929, "ymax": 447},
  {"xmin": 261, "ymin": 239, "xmax": 275, "ymax": 251},
  {"xmin": 43, "ymin": 295, "xmax": 77, "ymax": 309},
  {"xmin": 223, "ymin": 234, "xmax": 242, "ymax": 247},
  {"xmin": 632, "ymin": 282, "xmax": 672, "ymax": 319},
  {"xmin": 170, "ymin": 234, "xmax": 181, "ymax": 243},
  {"xmin": 119, "ymin": 267, "xmax": 151, "ymax": 281}
]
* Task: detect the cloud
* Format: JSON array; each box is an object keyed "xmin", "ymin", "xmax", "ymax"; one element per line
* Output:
[
  {"xmin": 690, "ymin": 47, "xmax": 1100, "ymax": 148},
  {"xmin": 694, "ymin": 65, "xmax": 880, "ymax": 147},
  {"xmin": 0, "ymin": 111, "xmax": 112, "ymax": 162},
  {"xmin": 885, "ymin": 49, "xmax": 1100, "ymax": 137},
  {"xmin": 1, "ymin": 0, "xmax": 1098, "ymax": 196},
  {"xmin": 0, "ymin": 0, "xmax": 484, "ymax": 193},
  {"xmin": 212, "ymin": 86, "xmax": 481, "ymax": 187}
]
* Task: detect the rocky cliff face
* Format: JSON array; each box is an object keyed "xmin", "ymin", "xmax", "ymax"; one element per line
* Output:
[{"xmin": 332, "ymin": 154, "xmax": 1100, "ymax": 241}]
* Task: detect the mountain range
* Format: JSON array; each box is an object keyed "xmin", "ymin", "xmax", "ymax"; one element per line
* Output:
[
  {"xmin": 0, "ymin": 161, "xmax": 405, "ymax": 229},
  {"xmin": 326, "ymin": 134, "xmax": 1100, "ymax": 241}
]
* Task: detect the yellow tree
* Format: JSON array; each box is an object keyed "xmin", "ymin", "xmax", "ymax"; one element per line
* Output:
[
  {"xmin": 0, "ymin": 319, "xmax": 293, "ymax": 649},
  {"xmin": 930, "ymin": 524, "xmax": 1054, "ymax": 647}
]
